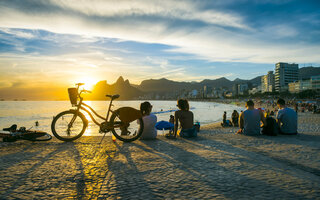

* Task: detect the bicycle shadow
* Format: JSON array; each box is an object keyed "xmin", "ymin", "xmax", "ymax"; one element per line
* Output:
[
  {"xmin": 0, "ymin": 143, "xmax": 36, "ymax": 170},
  {"xmin": 0, "ymin": 142, "xmax": 87, "ymax": 199},
  {"xmin": 104, "ymin": 142, "xmax": 162, "ymax": 199}
]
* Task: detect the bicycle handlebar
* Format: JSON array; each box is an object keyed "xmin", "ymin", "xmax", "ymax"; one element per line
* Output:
[{"xmin": 82, "ymin": 90, "xmax": 92, "ymax": 93}]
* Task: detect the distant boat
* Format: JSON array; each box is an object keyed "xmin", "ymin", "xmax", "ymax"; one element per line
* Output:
[{"xmin": 14, "ymin": 99, "xmax": 18, "ymax": 101}]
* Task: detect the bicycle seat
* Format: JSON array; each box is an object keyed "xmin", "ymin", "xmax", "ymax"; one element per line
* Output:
[
  {"xmin": 3, "ymin": 124, "xmax": 17, "ymax": 132},
  {"xmin": 106, "ymin": 94, "xmax": 120, "ymax": 100}
]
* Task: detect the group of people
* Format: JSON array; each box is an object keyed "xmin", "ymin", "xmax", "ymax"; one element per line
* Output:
[
  {"xmin": 138, "ymin": 97, "xmax": 298, "ymax": 140},
  {"xmin": 236, "ymin": 98, "xmax": 298, "ymax": 135},
  {"xmin": 222, "ymin": 110, "xmax": 239, "ymax": 127},
  {"xmin": 138, "ymin": 99, "xmax": 198, "ymax": 140}
]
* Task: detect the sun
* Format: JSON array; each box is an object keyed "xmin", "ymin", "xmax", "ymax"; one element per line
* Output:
[{"xmin": 75, "ymin": 77, "xmax": 97, "ymax": 90}]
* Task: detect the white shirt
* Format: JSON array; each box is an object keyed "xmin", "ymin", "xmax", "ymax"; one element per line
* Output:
[{"xmin": 139, "ymin": 114, "xmax": 157, "ymax": 140}]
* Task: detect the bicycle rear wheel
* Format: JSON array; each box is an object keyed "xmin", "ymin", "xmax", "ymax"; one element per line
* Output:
[
  {"xmin": 51, "ymin": 110, "xmax": 88, "ymax": 141},
  {"xmin": 110, "ymin": 111, "xmax": 144, "ymax": 142}
]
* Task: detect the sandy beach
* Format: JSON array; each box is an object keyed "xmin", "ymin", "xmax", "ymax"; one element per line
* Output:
[{"xmin": 0, "ymin": 111, "xmax": 319, "ymax": 199}]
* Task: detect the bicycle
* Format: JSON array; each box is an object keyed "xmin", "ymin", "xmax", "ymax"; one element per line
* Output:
[
  {"xmin": 0, "ymin": 124, "xmax": 52, "ymax": 142},
  {"xmin": 51, "ymin": 83, "xmax": 144, "ymax": 142}
]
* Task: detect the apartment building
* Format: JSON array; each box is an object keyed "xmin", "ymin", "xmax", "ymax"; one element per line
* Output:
[
  {"xmin": 261, "ymin": 71, "xmax": 275, "ymax": 93},
  {"xmin": 274, "ymin": 62, "xmax": 299, "ymax": 92}
]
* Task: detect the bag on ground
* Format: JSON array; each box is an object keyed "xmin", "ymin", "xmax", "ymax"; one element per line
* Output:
[{"xmin": 262, "ymin": 117, "xmax": 279, "ymax": 136}]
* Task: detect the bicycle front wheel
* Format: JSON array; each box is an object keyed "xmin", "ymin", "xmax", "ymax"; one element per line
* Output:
[
  {"xmin": 110, "ymin": 112, "xmax": 144, "ymax": 142},
  {"xmin": 51, "ymin": 110, "xmax": 88, "ymax": 141}
]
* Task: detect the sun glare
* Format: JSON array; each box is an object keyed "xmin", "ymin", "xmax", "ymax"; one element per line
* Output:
[{"xmin": 75, "ymin": 77, "xmax": 97, "ymax": 90}]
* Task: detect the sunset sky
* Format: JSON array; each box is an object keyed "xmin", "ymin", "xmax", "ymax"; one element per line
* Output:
[{"xmin": 0, "ymin": 0, "xmax": 319, "ymax": 99}]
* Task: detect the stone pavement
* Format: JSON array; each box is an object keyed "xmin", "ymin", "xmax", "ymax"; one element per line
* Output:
[{"xmin": 1, "ymin": 121, "xmax": 320, "ymax": 199}]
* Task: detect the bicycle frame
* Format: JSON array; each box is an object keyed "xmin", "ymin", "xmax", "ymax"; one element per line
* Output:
[
  {"xmin": 68, "ymin": 85, "xmax": 118, "ymax": 132},
  {"xmin": 78, "ymin": 97, "xmax": 112, "ymax": 125}
]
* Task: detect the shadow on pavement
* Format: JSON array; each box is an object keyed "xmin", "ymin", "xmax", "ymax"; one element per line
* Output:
[{"xmin": 132, "ymin": 138, "xmax": 312, "ymax": 199}]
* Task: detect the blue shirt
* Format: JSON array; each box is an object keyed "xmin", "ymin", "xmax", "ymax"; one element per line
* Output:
[
  {"xmin": 277, "ymin": 107, "xmax": 297, "ymax": 134},
  {"xmin": 243, "ymin": 109, "xmax": 261, "ymax": 135}
]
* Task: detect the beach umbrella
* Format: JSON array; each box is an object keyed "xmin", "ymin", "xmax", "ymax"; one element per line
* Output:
[{"xmin": 155, "ymin": 121, "xmax": 174, "ymax": 130}]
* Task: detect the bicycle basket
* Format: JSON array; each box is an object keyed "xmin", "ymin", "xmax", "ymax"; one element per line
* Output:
[{"xmin": 68, "ymin": 88, "xmax": 78, "ymax": 106}]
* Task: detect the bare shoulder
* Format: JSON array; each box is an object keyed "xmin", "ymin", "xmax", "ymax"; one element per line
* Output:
[
  {"xmin": 175, "ymin": 110, "xmax": 182, "ymax": 117},
  {"xmin": 175, "ymin": 110, "xmax": 192, "ymax": 117},
  {"xmin": 189, "ymin": 110, "xmax": 194, "ymax": 116}
]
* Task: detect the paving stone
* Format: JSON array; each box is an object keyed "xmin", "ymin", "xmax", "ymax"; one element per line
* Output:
[{"xmin": 0, "ymin": 113, "xmax": 320, "ymax": 199}]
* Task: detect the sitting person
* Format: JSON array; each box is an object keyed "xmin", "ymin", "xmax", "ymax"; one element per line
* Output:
[
  {"xmin": 139, "ymin": 101, "xmax": 157, "ymax": 140},
  {"xmin": 276, "ymin": 98, "xmax": 298, "ymax": 135},
  {"xmin": 174, "ymin": 99, "xmax": 197, "ymax": 138},
  {"xmin": 168, "ymin": 115, "xmax": 175, "ymax": 134},
  {"xmin": 237, "ymin": 100, "xmax": 266, "ymax": 135},
  {"xmin": 270, "ymin": 110, "xmax": 275, "ymax": 116},
  {"xmin": 221, "ymin": 111, "xmax": 232, "ymax": 127},
  {"xmin": 169, "ymin": 115, "xmax": 174, "ymax": 124},
  {"xmin": 265, "ymin": 109, "xmax": 270, "ymax": 118},
  {"xmin": 231, "ymin": 110, "xmax": 239, "ymax": 127}
]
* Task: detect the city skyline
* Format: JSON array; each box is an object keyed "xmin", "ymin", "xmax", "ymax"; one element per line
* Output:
[{"xmin": 0, "ymin": 0, "xmax": 320, "ymax": 97}]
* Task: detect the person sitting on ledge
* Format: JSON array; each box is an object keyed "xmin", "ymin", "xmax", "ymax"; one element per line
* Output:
[
  {"xmin": 174, "ymin": 99, "xmax": 197, "ymax": 138},
  {"xmin": 237, "ymin": 100, "xmax": 266, "ymax": 135},
  {"xmin": 276, "ymin": 98, "xmax": 298, "ymax": 135},
  {"xmin": 139, "ymin": 101, "xmax": 157, "ymax": 140}
]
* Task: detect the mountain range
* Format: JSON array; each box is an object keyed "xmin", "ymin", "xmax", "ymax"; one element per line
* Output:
[
  {"xmin": 86, "ymin": 76, "xmax": 143, "ymax": 100},
  {"xmin": 88, "ymin": 66, "xmax": 320, "ymax": 100}
]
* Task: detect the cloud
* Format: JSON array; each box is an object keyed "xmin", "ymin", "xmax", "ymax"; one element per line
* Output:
[
  {"xmin": 260, "ymin": 24, "xmax": 299, "ymax": 39},
  {"xmin": 0, "ymin": 0, "xmax": 319, "ymax": 90},
  {"xmin": 0, "ymin": 28, "xmax": 35, "ymax": 38},
  {"xmin": 50, "ymin": 0, "xmax": 250, "ymax": 29},
  {"xmin": 1, "ymin": 0, "xmax": 319, "ymax": 64}
]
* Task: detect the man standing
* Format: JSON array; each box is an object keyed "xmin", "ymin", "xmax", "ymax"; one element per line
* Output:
[
  {"xmin": 276, "ymin": 98, "xmax": 298, "ymax": 135},
  {"xmin": 237, "ymin": 100, "xmax": 266, "ymax": 135}
]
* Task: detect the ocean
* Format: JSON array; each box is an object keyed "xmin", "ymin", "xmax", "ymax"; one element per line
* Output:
[{"xmin": 0, "ymin": 100, "xmax": 242, "ymax": 136}]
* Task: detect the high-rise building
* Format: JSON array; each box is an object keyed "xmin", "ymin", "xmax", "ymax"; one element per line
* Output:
[
  {"xmin": 203, "ymin": 85, "xmax": 212, "ymax": 97},
  {"xmin": 233, "ymin": 84, "xmax": 239, "ymax": 96},
  {"xmin": 261, "ymin": 71, "xmax": 275, "ymax": 93},
  {"xmin": 311, "ymin": 75, "xmax": 320, "ymax": 90},
  {"xmin": 274, "ymin": 62, "xmax": 299, "ymax": 92}
]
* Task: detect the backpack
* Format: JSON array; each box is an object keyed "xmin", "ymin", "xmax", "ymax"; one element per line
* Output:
[{"xmin": 262, "ymin": 117, "xmax": 279, "ymax": 136}]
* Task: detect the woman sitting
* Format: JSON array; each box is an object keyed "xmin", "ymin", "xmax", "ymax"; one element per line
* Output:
[
  {"xmin": 139, "ymin": 101, "xmax": 157, "ymax": 140},
  {"xmin": 174, "ymin": 99, "xmax": 197, "ymax": 138},
  {"xmin": 231, "ymin": 110, "xmax": 239, "ymax": 127}
]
